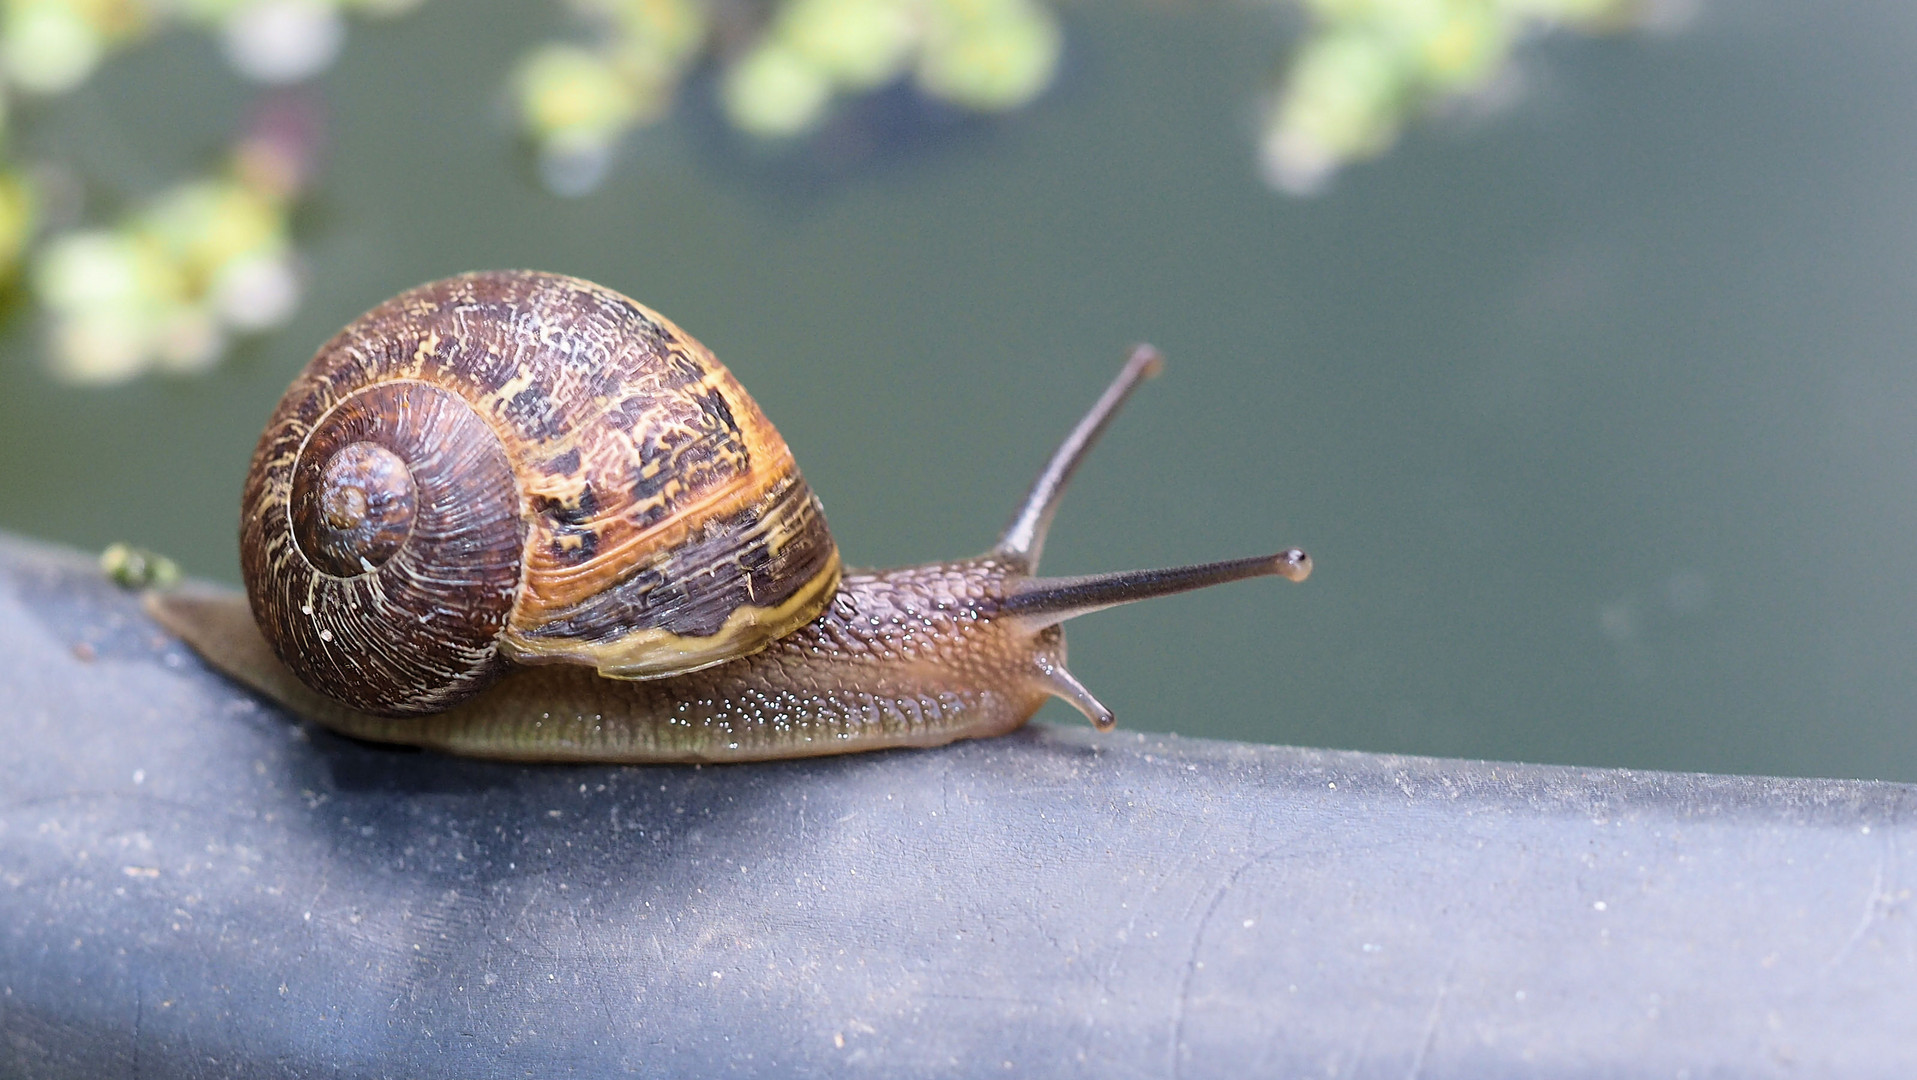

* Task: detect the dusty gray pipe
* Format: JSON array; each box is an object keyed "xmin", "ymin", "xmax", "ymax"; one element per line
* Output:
[{"xmin": 1, "ymin": 532, "xmax": 1912, "ymax": 1078}]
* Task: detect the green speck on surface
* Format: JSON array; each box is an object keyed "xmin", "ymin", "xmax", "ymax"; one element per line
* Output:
[{"xmin": 101, "ymin": 542, "xmax": 181, "ymax": 591}]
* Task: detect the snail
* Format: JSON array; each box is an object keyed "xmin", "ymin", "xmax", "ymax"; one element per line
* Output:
[{"xmin": 148, "ymin": 270, "xmax": 1310, "ymax": 763}]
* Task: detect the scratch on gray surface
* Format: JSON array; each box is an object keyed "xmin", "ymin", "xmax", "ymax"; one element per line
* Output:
[
  {"xmin": 1821, "ymin": 839, "xmax": 1889, "ymax": 976},
  {"xmin": 925, "ymin": 991, "xmax": 1052, "ymax": 1009},
  {"xmin": 130, "ymin": 989, "xmax": 142, "ymax": 1080},
  {"xmin": 1167, "ymin": 848, "xmax": 1275, "ymax": 1080},
  {"xmin": 936, "ymin": 757, "xmax": 956, "ymax": 826},
  {"xmin": 1333, "ymin": 1012, "xmax": 1380, "ymax": 1080},
  {"xmin": 1406, "ymin": 961, "xmax": 1457, "ymax": 1080}
]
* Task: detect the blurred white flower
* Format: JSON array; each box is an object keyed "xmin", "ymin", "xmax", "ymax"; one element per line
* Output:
[
  {"xmin": 153, "ymin": 308, "xmax": 227, "ymax": 374},
  {"xmin": 3, "ymin": 0, "xmax": 104, "ymax": 94},
  {"xmin": 222, "ymin": 0, "xmax": 346, "ymax": 83},
  {"xmin": 50, "ymin": 313, "xmax": 149, "ymax": 385},
  {"xmin": 36, "ymin": 231, "xmax": 167, "ymax": 311},
  {"xmin": 212, "ymin": 250, "xmax": 302, "ymax": 331}
]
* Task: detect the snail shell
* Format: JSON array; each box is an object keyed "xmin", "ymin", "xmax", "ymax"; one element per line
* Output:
[{"xmin": 241, "ymin": 271, "xmax": 841, "ymax": 716}]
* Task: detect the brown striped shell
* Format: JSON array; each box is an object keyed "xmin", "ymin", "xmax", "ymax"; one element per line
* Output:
[{"xmin": 241, "ymin": 270, "xmax": 842, "ymax": 717}]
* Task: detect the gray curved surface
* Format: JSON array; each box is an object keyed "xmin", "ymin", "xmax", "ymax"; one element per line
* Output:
[{"xmin": 1, "ymin": 530, "xmax": 1913, "ymax": 1078}]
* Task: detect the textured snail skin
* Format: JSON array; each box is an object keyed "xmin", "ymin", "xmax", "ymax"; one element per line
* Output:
[{"xmin": 152, "ymin": 559, "xmax": 1070, "ymax": 762}]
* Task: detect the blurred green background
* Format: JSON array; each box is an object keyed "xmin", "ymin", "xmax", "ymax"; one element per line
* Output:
[{"xmin": 5, "ymin": 0, "xmax": 1917, "ymax": 782}]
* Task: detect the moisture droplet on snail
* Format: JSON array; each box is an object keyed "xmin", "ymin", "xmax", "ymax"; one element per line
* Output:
[{"xmin": 148, "ymin": 270, "xmax": 1311, "ymax": 763}]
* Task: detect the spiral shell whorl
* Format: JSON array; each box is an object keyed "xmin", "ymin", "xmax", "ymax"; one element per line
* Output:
[{"xmin": 244, "ymin": 381, "xmax": 526, "ymax": 716}]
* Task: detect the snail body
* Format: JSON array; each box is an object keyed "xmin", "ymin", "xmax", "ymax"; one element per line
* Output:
[{"xmin": 151, "ymin": 270, "xmax": 1310, "ymax": 763}]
